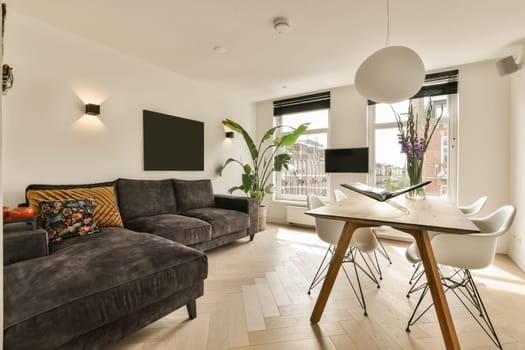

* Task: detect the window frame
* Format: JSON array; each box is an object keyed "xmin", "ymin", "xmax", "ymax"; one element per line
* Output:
[
  {"xmin": 367, "ymin": 95, "xmax": 458, "ymax": 202},
  {"xmin": 273, "ymin": 109, "xmax": 330, "ymax": 202}
]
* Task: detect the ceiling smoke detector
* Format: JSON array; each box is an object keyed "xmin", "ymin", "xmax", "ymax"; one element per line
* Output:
[
  {"xmin": 273, "ymin": 17, "xmax": 290, "ymax": 34},
  {"xmin": 213, "ymin": 46, "xmax": 227, "ymax": 54}
]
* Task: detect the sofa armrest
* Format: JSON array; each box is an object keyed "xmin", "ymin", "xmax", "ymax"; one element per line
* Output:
[
  {"xmin": 214, "ymin": 195, "xmax": 259, "ymax": 238},
  {"xmin": 4, "ymin": 226, "xmax": 49, "ymax": 265}
]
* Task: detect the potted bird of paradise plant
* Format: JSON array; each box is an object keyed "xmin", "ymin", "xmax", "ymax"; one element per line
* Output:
[{"xmin": 218, "ymin": 119, "xmax": 309, "ymax": 231}]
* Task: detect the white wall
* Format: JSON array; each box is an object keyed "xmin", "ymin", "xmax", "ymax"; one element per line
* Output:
[
  {"xmin": 2, "ymin": 11, "xmax": 255, "ymax": 207},
  {"xmin": 457, "ymin": 60, "xmax": 511, "ymax": 253},
  {"xmin": 509, "ymin": 47, "xmax": 525, "ymax": 270},
  {"xmin": 256, "ymin": 60, "xmax": 512, "ymax": 254}
]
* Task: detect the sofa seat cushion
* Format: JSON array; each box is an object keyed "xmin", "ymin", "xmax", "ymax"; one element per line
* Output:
[
  {"xmin": 125, "ymin": 214, "xmax": 212, "ymax": 246},
  {"xmin": 4, "ymin": 227, "xmax": 207, "ymax": 350},
  {"xmin": 182, "ymin": 207, "xmax": 250, "ymax": 238}
]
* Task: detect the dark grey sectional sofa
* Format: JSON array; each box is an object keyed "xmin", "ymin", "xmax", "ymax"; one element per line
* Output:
[{"xmin": 3, "ymin": 178, "xmax": 258, "ymax": 349}]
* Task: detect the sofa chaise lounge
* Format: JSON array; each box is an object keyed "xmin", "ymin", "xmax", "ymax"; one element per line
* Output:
[{"xmin": 3, "ymin": 178, "xmax": 258, "ymax": 349}]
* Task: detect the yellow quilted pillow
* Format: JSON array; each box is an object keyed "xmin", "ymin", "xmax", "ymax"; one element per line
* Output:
[{"xmin": 27, "ymin": 186, "xmax": 123, "ymax": 228}]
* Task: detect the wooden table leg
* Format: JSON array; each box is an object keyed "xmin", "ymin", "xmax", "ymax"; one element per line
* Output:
[
  {"xmin": 414, "ymin": 230, "xmax": 461, "ymax": 350},
  {"xmin": 310, "ymin": 221, "xmax": 357, "ymax": 323}
]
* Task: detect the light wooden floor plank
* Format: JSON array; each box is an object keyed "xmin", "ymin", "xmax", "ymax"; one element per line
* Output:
[
  {"xmin": 247, "ymin": 322, "xmax": 344, "ymax": 346},
  {"xmin": 329, "ymin": 334, "xmax": 359, "ymax": 350},
  {"xmin": 242, "ymin": 285, "xmax": 267, "ymax": 331},
  {"xmin": 231, "ymin": 337, "xmax": 337, "ymax": 350},
  {"xmin": 228, "ymin": 293, "xmax": 250, "ymax": 348},
  {"xmin": 207, "ymin": 302, "xmax": 229, "ymax": 350},
  {"xmin": 255, "ymin": 278, "xmax": 280, "ymax": 318},
  {"xmin": 265, "ymin": 271, "xmax": 292, "ymax": 306}
]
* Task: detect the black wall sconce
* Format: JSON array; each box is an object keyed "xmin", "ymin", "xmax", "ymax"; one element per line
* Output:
[
  {"xmin": 85, "ymin": 103, "xmax": 100, "ymax": 116},
  {"xmin": 225, "ymin": 131, "xmax": 234, "ymax": 138}
]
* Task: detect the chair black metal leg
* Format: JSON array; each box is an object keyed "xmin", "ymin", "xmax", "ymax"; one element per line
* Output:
[
  {"xmin": 307, "ymin": 245, "xmax": 332, "ymax": 295},
  {"xmin": 407, "ymin": 268, "xmax": 426, "ymax": 298},
  {"xmin": 376, "ymin": 236, "xmax": 393, "ymax": 264},
  {"xmin": 354, "ymin": 249, "xmax": 380, "ymax": 288},
  {"xmin": 372, "ymin": 251, "xmax": 383, "ymax": 280},
  {"xmin": 406, "ymin": 267, "xmax": 503, "ymax": 349},
  {"xmin": 406, "ymin": 284, "xmax": 433, "ymax": 331},
  {"xmin": 353, "ymin": 257, "xmax": 368, "ymax": 316},
  {"xmin": 449, "ymin": 270, "xmax": 503, "ymax": 349},
  {"xmin": 408, "ymin": 262, "xmax": 421, "ymax": 285},
  {"xmin": 340, "ymin": 248, "xmax": 370, "ymax": 316},
  {"xmin": 468, "ymin": 271, "xmax": 503, "ymax": 349},
  {"xmin": 308, "ymin": 243, "xmax": 378, "ymax": 317}
]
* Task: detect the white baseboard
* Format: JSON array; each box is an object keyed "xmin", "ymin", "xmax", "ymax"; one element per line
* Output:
[
  {"xmin": 267, "ymin": 216, "xmax": 287, "ymax": 225},
  {"xmin": 509, "ymin": 251, "xmax": 525, "ymax": 272}
]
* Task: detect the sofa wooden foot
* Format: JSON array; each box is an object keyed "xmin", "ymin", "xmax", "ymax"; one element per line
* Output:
[
  {"xmin": 249, "ymin": 234, "xmax": 255, "ymax": 241},
  {"xmin": 186, "ymin": 300, "xmax": 197, "ymax": 319}
]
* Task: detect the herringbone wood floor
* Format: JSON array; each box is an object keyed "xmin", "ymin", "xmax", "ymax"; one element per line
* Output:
[{"xmin": 107, "ymin": 224, "xmax": 525, "ymax": 350}]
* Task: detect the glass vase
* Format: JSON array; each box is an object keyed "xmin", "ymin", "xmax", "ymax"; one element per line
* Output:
[{"xmin": 406, "ymin": 155, "xmax": 426, "ymax": 200}]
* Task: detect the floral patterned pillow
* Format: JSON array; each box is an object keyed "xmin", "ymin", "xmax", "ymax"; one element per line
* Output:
[{"xmin": 39, "ymin": 198, "xmax": 98, "ymax": 243}]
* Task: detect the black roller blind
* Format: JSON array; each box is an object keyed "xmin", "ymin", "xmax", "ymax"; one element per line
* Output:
[
  {"xmin": 274, "ymin": 91, "xmax": 330, "ymax": 116},
  {"xmin": 368, "ymin": 69, "xmax": 459, "ymax": 105}
]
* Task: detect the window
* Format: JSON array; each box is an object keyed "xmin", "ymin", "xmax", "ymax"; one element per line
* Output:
[
  {"xmin": 274, "ymin": 109, "xmax": 329, "ymax": 201},
  {"xmin": 368, "ymin": 70, "xmax": 458, "ymax": 200},
  {"xmin": 440, "ymin": 136, "xmax": 448, "ymax": 177}
]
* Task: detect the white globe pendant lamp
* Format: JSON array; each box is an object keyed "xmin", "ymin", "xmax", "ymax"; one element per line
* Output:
[{"xmin": 354, "ymin": 0, "xmax": 425, "ymax": 104}]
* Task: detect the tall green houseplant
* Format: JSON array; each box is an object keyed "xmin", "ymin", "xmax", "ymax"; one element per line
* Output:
[{"xmin": 218, "ymin": 119, "xmax": 309, "ymax": 230}]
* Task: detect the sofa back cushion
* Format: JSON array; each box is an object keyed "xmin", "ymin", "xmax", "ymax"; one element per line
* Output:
[
  {"xmin": 117, "ymin": 178, "xmax": 177, "ymax": 221},
  {"xmin": 173, "ymin": 179, "xmax": 215, "ymax": 212},
  {"xmin": 25, "ymin": 182, "xmax": 123, "ymax": 228}
]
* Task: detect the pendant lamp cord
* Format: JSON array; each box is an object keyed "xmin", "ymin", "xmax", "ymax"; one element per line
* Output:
[{"xmin": 385, "ymin": 0, "xmax": 390, "ymax": 47}]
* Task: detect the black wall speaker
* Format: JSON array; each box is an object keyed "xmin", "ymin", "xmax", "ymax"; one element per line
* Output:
[{"xmin": 497, "ymin": 56, "xmax": 521, "ymax": 76}]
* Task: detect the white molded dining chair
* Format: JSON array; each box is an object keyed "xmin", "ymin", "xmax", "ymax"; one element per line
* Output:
[
  {"xmin": 406, "ymin": 205, "xmax": 516, "ymax": 349},
  {"xmin": 458, "ymin": 196, "xmax": 488, "ymax": 216},
  {"xmin": 334, "ymin": 189, "xmax": 390, "ymax": 279},
  {"xmin": 307, "ymin": 194, "xmax": 379, "ymax": 315},
  {"xmin": 405, "ymin": 196, "xmax": 488, "ymax": 296}
]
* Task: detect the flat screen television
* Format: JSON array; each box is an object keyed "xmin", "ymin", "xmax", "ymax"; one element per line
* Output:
[
  {"xmin": 143, "ymin": 110, "xmax": 204, "ymax": 171},
  {"xmin": 324, "ymin": 147, "xmax": 369, "ymax": 173}
]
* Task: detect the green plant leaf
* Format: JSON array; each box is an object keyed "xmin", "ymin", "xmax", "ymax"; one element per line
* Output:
[
  {"xmin": 250, "ymin": 190, "xmax": 264, "ymax": 201},
  {"xmin": 227, "ymin": 186, "xmax": 243, "ymax": 194},
  {"xmin": 218, "ymin": 157, "xmax": 244, "ymax": 176},
  {"xmin": 264, "ymin": 183, "xmax": 274, "ymax": 194},
  {"xmin": 260, "ymin": 126, "xmax": 279, "ymax": 144},
  {"xmin": 273, "ymin": 123, "xmax": 309, "ymax": 147},
  {"xmin": 242, "ymin": 173, "xmax": 255, "ymax": 193},
  {"xmin": 222, "ymin": 119, "xmax": 258, "ymax": 159},
  {"xmin": 243, "ymin": 164, "xmax": 252, "ymax": 175},
  {"xmin": 274, "ymin": 153, "xmax": 292, "ymax": 171}
]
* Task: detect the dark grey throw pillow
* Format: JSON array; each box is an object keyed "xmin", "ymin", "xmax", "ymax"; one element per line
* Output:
[{"xmin": 173, "ymin": 179, "xmax": 215, "ymax": 211}]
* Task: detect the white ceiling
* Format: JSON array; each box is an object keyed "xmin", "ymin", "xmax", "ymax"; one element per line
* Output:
[{"xmin": 11, "ymin": 0, "xmax": 525, "ymax": 101}]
